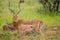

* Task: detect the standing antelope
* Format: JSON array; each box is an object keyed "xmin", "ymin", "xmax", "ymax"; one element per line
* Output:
[{"xmin": 3, "ymin": 1, "xmax": 43, "ymax": 40}]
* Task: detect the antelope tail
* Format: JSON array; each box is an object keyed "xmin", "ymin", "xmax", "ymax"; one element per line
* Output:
[{"xmin": 38, "ymin": 21, "xmax": 43, "ymax": 29}]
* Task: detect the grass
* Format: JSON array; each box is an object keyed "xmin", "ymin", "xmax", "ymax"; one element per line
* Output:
[{"xmin": 0, "ymin": 0, "xmax": 60, "ymax": 40}]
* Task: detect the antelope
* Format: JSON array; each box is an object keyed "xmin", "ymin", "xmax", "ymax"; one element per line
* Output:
[{"xmin": 3, "ymin": 1, "xmax": 43, "ymax": 40}]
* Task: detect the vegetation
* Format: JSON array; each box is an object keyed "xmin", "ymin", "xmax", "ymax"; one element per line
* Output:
[
  {"xmin": 39, "ymin": 0, "xmax": 60, "ymax": 11},
  {"xmin": 0, "ymin": 0, "xmax": 60, "ymax": 40}
]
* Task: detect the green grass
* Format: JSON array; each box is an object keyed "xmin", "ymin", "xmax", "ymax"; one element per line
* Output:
[{"xmin": 0, "ymin": 0, "xmax": 60, "ymax": 40}]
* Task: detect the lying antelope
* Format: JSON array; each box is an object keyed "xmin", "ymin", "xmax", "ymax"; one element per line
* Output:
[{"xmin": 3, "ymin": 1, "xmax": 43, "ymax": 40}]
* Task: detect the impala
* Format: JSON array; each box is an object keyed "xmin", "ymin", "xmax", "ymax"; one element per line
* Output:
[{"xmin": 3, "ymin": 1, "xmax": 43, "ymax": 40}]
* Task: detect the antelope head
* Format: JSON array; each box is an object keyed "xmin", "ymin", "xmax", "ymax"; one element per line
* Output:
[{"xmin": 8, "ymin": 1, "xmax": 20, "ymax": 30}]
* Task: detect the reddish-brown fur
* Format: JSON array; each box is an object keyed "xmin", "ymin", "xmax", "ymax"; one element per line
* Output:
[
  {"xmin": 3, "ymin": 13, "xmax": 43, "ymax": 40},
  {"xmin": 12, "ymin": 14, "xmax": 43, "ymax": 40}
]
